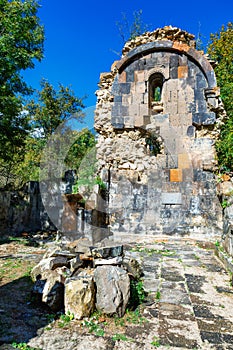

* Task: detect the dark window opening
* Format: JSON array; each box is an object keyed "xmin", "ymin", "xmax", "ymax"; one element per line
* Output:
[{"xmin": 149, "ymin": 73, "xmax": 164, "ymax": 114}]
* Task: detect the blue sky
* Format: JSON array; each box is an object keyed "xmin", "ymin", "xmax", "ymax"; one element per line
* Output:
[{"xmin": 23, "ymin": 0, "xmax": 233, "ymax": 128}]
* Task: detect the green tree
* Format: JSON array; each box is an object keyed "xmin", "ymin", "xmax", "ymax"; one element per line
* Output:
[
  {"xmin": 26, "ymin": 79, "xmax": 85, "ymax": 139},
  {"xmin": 207, "ymin": 22, "xmax": 233, "ymax": 171},
  {"xmin": 0, "ymin": 0, "xmax": 44, "ymax": 188},
  {"xmin": 65, "ymin": 128, "xmax": 96, "ymax": 171},
  {"xmin": 13, "ymin": 80, "xmax": 86, "ymax": 185}
]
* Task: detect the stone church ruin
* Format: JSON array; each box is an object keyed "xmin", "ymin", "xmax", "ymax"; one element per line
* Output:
[{"xmin": 94, "ymin": 26, "xmax": 224, "ymax": 238}]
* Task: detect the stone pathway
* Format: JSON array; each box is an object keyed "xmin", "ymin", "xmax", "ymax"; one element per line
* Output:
[
  {"xmin": 1, "ymin": 237, "xmax": 233, "ymax": 349},
  {"xmin": 131, "ymin": 238, "xmax": 233, "ymax": 349}
]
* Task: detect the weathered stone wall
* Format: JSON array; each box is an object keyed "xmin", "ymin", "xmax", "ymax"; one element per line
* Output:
[
  {"xmin": 0, "ymin": 181, "xmax": 106, "ymax": 242},
  {"xmin": 94, "ymin": 26, "xmax": 224, "ymax": 238},
  {"xmin": 0, "ymin": 182, "xmax": 53, "ymax": 235}
]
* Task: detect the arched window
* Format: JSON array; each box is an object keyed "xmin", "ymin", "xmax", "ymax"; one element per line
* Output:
[{"xmin": 149, "ymin": 73, "xmax": 164, "ymax": 114}]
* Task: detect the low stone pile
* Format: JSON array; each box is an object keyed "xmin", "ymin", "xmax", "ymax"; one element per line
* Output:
[{"xmin": 31, "ymin": 238, "xmax": 143, "ymax": 319}]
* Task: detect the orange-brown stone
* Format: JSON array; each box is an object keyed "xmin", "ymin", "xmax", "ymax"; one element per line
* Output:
[
  {"xmin": 178, "ymin": 66, "xmax": 188, "ymax": 79},
  {"xmin": 170, "ymin": 169, "xmax": 183, "ymax": 182}
]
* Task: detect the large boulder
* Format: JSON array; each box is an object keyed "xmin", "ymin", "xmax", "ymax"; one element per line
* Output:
[
  {"xmin": 94, "ymin": 265, "xmax": 130, "ymax": 317},
  {"xmin": 64, "ymin": 270, "xmax": 95, "ymax": 319}
]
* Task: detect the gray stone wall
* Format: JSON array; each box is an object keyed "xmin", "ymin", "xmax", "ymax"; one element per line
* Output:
[
  {"xmin": 94, "ymin": 26, "xmax": 224, "ymax": 238},
  {"xmin": 0, "ymin": 182, "xmax": 53, "ymax": 235}
]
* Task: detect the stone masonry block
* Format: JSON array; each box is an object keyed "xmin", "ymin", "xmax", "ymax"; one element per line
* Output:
[
  {"xmin": 161, "ymin": 192, "xmax": 182, "ymax": 205},
  {"xmin": 126, "ymin": 69, "xmax": 135, "ymax": 83},
  {"xmin": 167, "ymin": 155, "xmax": 178, "ymax": 168},
  {"xmin": 170, "ymin": 169, "xmax": 183, "ymax": 182},
  {"xmin": 182, "ymin": 168, "xmax": 193, "ymax": 182},
  {"xmin": 135, "ymin": 82, "xmax": 146, "ymax": 94},
  {"xmin": 169, "ymin": 114, "xmax": 181, "ymax": 127},
  {"xmin": 178, "ymin": 154, "xmax": 191, "ymax": 169},
  {"xmin": 134, "ymin": 115, "xmax": 144, "ymax": 127},
  {"xmin": 178, "ymin": 66, "xmax": 188, "ymax": 79},
  {"xmin": 179, "ymin": 55, "xmax": 188, "ymax": 66},
  {"xmin": 192, "ymin": 112, "xmax": 216, "ymax": 126},
  {"xmin": 124, "ymin": 116, "xmax": 135, "ymax": 128},
  {"xmin": 118, "ymin": 72, "xmax": 126, "ymax": 83},
  {"xmin": 134, "ymin": 71, "xmax": 145, "ymax": 82},
  {"xmin": 169, "ymin": 55, "xmax": 179, "ymax": 79},
  {"xmin": 112, "ymin": 82, "xmax": 131, "ymax": 95},
  {"xmin": 114, "ymin": 96, "xmax": 122, "ymax": 103},
  {"xmin": 196, "ymin": 73, "xmax": 207, "ymax": 89}
]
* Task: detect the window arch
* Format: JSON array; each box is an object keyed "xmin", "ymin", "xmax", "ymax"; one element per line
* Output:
[{"xmin": 149, "ymin": 72, "xmax": 164, "ymax": 114}]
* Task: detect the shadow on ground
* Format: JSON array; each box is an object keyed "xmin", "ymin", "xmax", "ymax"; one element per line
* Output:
[{"xmin": 0, "ymin": 275, "xmax": 51, "ymax": 345}]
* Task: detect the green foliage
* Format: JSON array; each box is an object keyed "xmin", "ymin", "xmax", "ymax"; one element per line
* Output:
[
  {"xmin": 221, "ymin": 199, "xmax": 230, "ymax": 209},
  {"xmin": 82, "ymin": 317, "xmax": 105, "ymax": 337},
  {"xmin": 12, "ymin": 342, "xmax": 38, "ymax": 350},
  {"xmin": 153, "ymin": 87, "xmax": 161, "ymax": 102},
  {"xmin": 26, "ymin": 79, "xmax": 85, "ymax": 139},
  {"xmin": 145, "ymin": 134, "xmax": 161, "ymax": 156},
  {"xmin": 65, "ymin": 128, "xmax": 96, "ymax": 171},
  {"xmin": 127, "ymin": 279, "xmax": 146, "ymax": 310},
  {"xmin": 207, "ymin": 22, "xmax": 233, "ymax": 171},
  {"xmin": 155, "ymin": 290, "xmax": 161, "ymax": 300},
  {"xmin": 125, "ymin": 308, "xmax": 146, "ymax": 324},
  {"xmin": 0, "ymin": 0, "xmax": 44, "ymax": 182},
  {"xmin": 151, "ymin": 336, "xmax": 161, "ymax": 347},
  {"xmin": 58, "ymin": 311, "xmax": 74, "ymax": 327}
]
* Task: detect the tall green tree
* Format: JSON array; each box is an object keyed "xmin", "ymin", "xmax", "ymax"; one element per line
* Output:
[
  {"xmin": 26, "ymin": 79, "xmax": 85, "ymax": 139},
  {"xmin": 13, "ymin": 80, "xmax": 86, "ymax": 185},
  {"xmin": 0, "ymin": 0, "xmax": 44, "ymax": 187},
  {"xmin": 207, "ymin": 22, "xmax": 233, "ymax": 171}
]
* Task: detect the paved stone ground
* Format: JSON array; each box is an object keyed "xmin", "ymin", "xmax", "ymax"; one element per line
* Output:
[
  {"xmin": 1, "ymin": 237, "xmax": 233, "ymax": 349},
  {"xmin": 131, "ymin": 238, "xmax": 233, "ymax": 349}
]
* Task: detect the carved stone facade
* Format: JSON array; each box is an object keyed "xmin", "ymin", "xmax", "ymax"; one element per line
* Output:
[{"xmin": 95, "ymin": 26, "xmax": 223, "ymax": 237}]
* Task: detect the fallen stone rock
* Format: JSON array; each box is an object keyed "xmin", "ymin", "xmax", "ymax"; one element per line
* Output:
[
  {"xmin": 73, "ymin": 238, "xmax": 94, "ymax": 255},
  {"xmin": 122, "ymin": 251, "xmax": 143, "ymax": 279},
  {"xmin": 91, "ymin": 245, "xmax": 123, "ymax": 259},
  {"xmin": 69, "ymin": 255, "xmax": 83, "ymax": 273},
  {"xmin": 48, "ymin": 250, "xmax": 77, "ymax": 258},
  {"xmin": 42, "ymin": 270, "xmax": 65, "ymax": 311},
  {"xmin": 94, "ymin": 256, "xmax": 123, "ymax": 266},
  {"xmin": 94, "ymin": 265, "xmax": 130, "ymax": 317},
  {"xmin": 65, "ymin": 270, "xmax": 95, "ymax": 319},
  {"xmin": 31, "ymin": 257, "xmax": 69, "ymax": 281}
]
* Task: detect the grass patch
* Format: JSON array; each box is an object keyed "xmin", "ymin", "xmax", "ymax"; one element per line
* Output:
[
  {"xmin": 12, "ymin": 342, "xmax": 39, "ymax": 350},
  {"xmin": 151, "ymin": 336, "xmax": 160, "ymax": 347}
]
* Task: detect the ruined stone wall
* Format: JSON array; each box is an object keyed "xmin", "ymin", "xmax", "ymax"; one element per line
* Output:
[
  {"xmin": 95, "ymin": 26, "xmax": 223, "ymax": 237},
  {"xmin": 0, "ymin": 182, "xmax": 53, "ymax": 235}
]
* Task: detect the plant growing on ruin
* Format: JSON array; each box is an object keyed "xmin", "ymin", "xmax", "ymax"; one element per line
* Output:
[
  {"xmin": 151, "ymin": 336, "xmax": 161, "ymax": 347},
  {"xmin": 125, "ymin": 308, "xmax": 146, "ymax": 325},
  {"xmin": 82, "ymin": 318, "xmax": 105, "ymax": 337},
  {"xmin": 127, "ymin": 279, "xmax": 146, "ymax": 309},
  {"xmin": 58, "ymin": 311, "xmax": 74, "ymax": 327}
]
